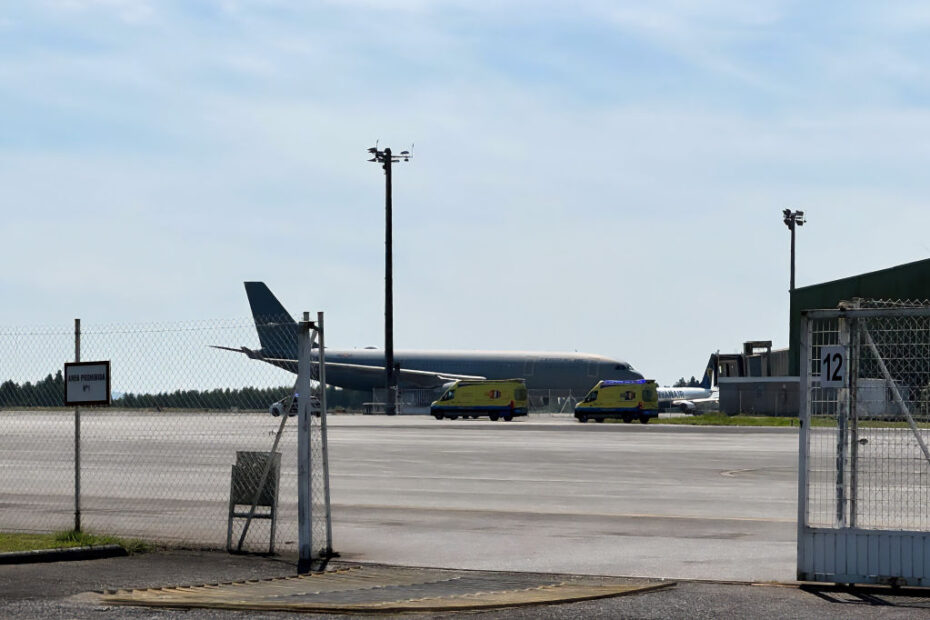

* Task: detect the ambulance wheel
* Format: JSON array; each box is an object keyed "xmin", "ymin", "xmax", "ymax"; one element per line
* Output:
[
  {"xmin": 503, "ymin": 414, "xmax": 513, "ymax": 422},
  {"xmin": 489, "ymin": 414, "xmax": 499, "ymax": 421},
  {"xmin": 639, "ymin": 415, "xmax": 650, "ymax": 424},
  {"xmin": 433, "ymin": 414, "xmax": 443, "ymax": 420},
  {"xmin": 577, "ymin": 415, "xmax": 588, "ymax": 423},
  {"xmin": 622, "ymin": 414, "xmax": 633, "ymax": 423},
  {"xmin": 595, "ymin": 417, "xmax": 604, "ymax": 423},
  {"xmin": 449, "ymin": 415, "xmax": 458, "ymax": 420}
]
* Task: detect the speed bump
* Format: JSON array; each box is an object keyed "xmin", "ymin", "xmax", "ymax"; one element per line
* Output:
[{"xmin": 99, "ymin": 564, "xmax": 673, "ymax": 613}]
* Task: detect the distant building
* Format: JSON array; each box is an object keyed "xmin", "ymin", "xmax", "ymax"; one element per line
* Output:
[
  {"xmin": 717, "ymin": 341, "xmax": 796, "ymax": 416},
  {"xmin": 718, "ymin": 341, "xmax": 789, "ymax": 379}
]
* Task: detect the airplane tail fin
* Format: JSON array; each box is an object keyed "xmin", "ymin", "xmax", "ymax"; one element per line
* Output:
[
  {"xmin": 699, "ymin": 354, "xmax": 718, "ymax": 389},
  {"xmin": 244, "ymin": 282, "xmax": 298, "ymax": 358}
]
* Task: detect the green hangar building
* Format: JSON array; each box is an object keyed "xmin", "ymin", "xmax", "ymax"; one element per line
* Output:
[
  {"xmin": 789, "ymin": 257, "xmax": 930, "ymax": 376},
  {"xmin": 721, "ymin": 257, "xmax": 930, "ymax": 415}
]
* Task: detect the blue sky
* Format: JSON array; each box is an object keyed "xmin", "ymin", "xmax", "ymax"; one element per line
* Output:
[{"xmin": 3, "ymin": 1, "xmax": 930, "ymax": 384}]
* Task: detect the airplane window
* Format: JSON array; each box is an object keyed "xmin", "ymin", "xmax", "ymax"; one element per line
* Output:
[
  {"xmin": 583, "ymin": 390, "xmax": 598, "ymax": 403},
  {"xmin": 615, "ymin": 364, "xmax": 627, "ymax": 370}
]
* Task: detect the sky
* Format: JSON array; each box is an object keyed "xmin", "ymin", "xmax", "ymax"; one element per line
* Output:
[{"xmin": 3, "ymin": 1, "xmax": 930, "ymax": 385}]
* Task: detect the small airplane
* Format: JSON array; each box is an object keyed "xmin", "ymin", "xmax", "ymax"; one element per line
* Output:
[
  {"xmin": 657, "ymin": 355, "xmax": 719, "ymax": 413},
  {"xmin": 215, "ymin": 282, "xmax": 644, "ymax": 393}
]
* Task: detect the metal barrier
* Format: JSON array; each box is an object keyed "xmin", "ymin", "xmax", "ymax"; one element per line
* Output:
[
  {"xmin": 798, "ymin": 300, "xmax": 930, "ymax": 585},
  {"xmin": 227, "ymin": 451, "xmax": 281, "ymax": 554}
]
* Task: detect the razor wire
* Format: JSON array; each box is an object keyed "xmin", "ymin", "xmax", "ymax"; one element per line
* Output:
[{"xmin": 0, "ymin": 316, "xmax": 331, "ymax": 555}]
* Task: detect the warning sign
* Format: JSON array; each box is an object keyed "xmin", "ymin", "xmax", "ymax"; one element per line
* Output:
[{"xmin": 64, "ymin": 361, "xmax": 111, "ymax": 406}]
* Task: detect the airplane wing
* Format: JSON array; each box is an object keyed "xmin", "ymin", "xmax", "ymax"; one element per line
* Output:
[
  {"xmin": 210, "ymin": 346, "xmax": 298, "ymax": 372},
  {"xmin": 329, "ymin": 362, "xmax": 486, "ymax": 388},
  {"xmin": 211, "ymin": 345, "xmax": 262, "ymax": 359},
  {"xmin": 210, "ymin": 346, "xmax": 484, "ymax": 388}
]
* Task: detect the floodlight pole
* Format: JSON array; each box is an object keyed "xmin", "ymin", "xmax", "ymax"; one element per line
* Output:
[
  {"xmin": 384, "ymin": 149, "xmax": 395, "ymax": 416},
  {"xmin": 783, "ymin": 209, "xmax": 806, "ymax": 292},
  {"xmin": 790, "ymin": 221, "xmax": 796, "ymax": 292},
  {"xmin": 368, "ymin": 145, "xmax": 411, "ymax": 416}
]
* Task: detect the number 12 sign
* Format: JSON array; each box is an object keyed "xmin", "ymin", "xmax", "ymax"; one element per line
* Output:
[{"xmin": 820, "ymin": 345, "xmax": 847, "ymax": 388}]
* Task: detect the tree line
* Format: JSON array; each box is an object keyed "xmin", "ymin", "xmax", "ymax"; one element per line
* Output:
[
  {"xmin": 0, "ymin": 371, "xmax": 368, "ymax": 411},
  {"xmin": 0, "ymin": 371, "xmax": 66, "ymax": 408}
]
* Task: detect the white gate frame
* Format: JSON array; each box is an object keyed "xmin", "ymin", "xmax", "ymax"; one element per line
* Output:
[{"xmin": 798, "ymin": 305, "xmax": 930, "ymax": 586}]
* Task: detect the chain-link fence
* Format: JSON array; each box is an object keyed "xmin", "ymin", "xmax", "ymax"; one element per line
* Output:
[
  {"xmin": 799, "ymin": 299, "xmax": 930, "ymax": 585},
  {"xmin": 0, "ymin": 316, "xmax": 331, "ymax": 557}
]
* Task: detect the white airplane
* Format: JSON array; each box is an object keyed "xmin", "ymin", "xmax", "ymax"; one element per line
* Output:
[{"xmin": 657, "ymin": 355, "xmax": 719, "ymax": 413}]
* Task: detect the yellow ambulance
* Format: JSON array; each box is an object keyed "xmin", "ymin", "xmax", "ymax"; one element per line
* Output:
[
  {"xmin": 430, "ymin": 379, "xmax": 529, "ymax": 421},
  {"xmin": 574, "ymin": 379, "xmax": 659, "ymax": 424}
]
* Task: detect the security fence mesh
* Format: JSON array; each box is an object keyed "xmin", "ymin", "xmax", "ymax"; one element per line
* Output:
[
  {"xmin": 803, "ymin": 300, "xmax": 930, "ymax": 531},
  {"xmin": 0, "ymin": 317, "xmax": 331, "ymax": 556}
]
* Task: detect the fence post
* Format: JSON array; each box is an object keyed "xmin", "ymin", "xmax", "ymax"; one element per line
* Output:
[
  {"xmin": 848, "ymin": 309, "xmax": 860, "ymax": 528},
  {"xmin": 297, "ymin": 313, "xmax": 313, "ymax": 573},
  {"xmin": 317, "ymin": 311, "xmax": 333, "ymax": 555},
  {"xmin": 74, "ymin": 318, "xmax": 81, "ymax": 533},
  {"xmin": 796, "ymin": 311, "xmax": 811, "ymax": 579},
  {"xmin": 835, "ymin": 315, "xmax": 850, "ymax": 527}
]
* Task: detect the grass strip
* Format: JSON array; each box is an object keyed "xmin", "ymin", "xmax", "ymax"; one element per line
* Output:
[
  {"xmin": 0, "ymin": 530, "xmax": 152, "ymax": 554},
  {"xmin": 655, "ymin": 412, "xmax": 804, "ymax": 427},
  {"xmin": 655, "ymin": 412, "xmax": 929, "ymax": 428}
]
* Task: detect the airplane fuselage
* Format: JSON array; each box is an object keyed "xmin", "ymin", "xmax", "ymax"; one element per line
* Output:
[
  {"xmin": 657, "ymin": 386, "xmax": 715, "ymax": 403},
  {"xmin": 264, "ymin": 347, "xmax": 641, "ymax": 393}
]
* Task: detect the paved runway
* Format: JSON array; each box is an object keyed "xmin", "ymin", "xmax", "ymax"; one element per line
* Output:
[
  {"xmin": 0, "ymin": 412, "xmax": 799, "ymax": 582},
  {"xmin": 327, "ymin": 417, "xmax": 798, "ymax": 582}
]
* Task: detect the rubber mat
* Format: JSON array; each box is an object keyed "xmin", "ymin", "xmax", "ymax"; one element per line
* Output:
[{"xmin": 100, "ymin": 564, "xmax": 673, "ymax": 612}]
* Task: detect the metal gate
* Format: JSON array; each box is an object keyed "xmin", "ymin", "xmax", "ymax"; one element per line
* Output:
[{"xmin": 798, "ymin": 300, "xmax": 930, "ymax": 585}]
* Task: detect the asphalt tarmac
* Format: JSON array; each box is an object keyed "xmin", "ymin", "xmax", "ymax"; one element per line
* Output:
[
  {"xmin": 2, "ymin": 413, "xmax": 930, "ymax": 617},
  {"xmin": 2, "ymin": 413, "xmax": 796, "ymax": 581},
  {"xmin": 328, "ymin": 417, "xmax": 799, "ymax": 581},
  {"xmin": 2, "ymin": 550, "xmax": 929, "ymax": 619}
]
